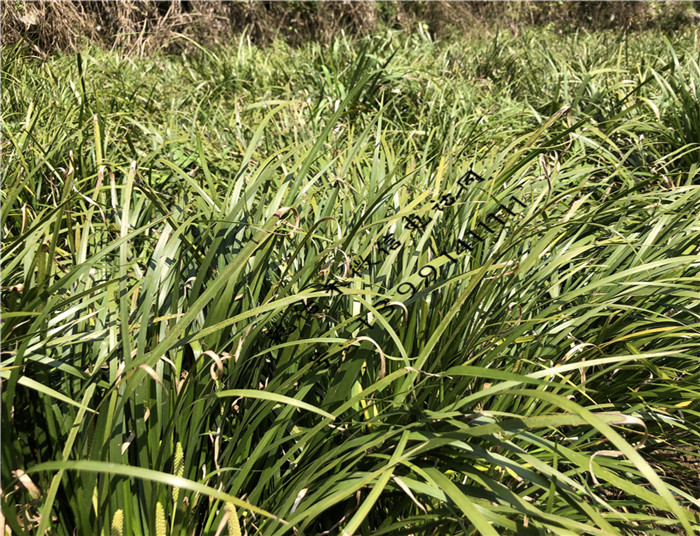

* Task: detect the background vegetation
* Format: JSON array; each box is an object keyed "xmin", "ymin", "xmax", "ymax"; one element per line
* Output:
[
  {"xmin": 2, "ymin": 6, "xmax": 700, "ymax": 536},
  {"xmin": 2, "ymin": 0, "xmax": 699, "ymax": 54}
]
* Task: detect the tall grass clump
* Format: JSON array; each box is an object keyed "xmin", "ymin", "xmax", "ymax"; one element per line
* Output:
[{"xmin": 2, "ymin": 26, "xmax": 699, "ymax": 536}]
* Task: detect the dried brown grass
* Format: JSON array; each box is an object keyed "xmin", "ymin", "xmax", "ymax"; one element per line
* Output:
[
  {"xmin": 2, "ymin": 1, "xmax": 226, "ymax": 55},
  {"xmin": 1, "ymin": 0, "xmax": 382, "ymax": 55},
  {"xmin": 1, "ymin": 0, "xmax": 695, "ymax": 56}
]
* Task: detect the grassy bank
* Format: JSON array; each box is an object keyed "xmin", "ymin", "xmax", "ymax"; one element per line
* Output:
[{"xmin": 2, "ymin": 26, "xmax": 700, "ymax": 535}]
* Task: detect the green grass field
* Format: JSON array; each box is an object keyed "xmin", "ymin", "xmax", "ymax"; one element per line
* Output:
[{"xmin": 2, "ymin": 26, "xmax": 699, "ymax": 536}]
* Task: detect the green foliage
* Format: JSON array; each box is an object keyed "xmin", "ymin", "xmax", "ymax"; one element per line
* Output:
[{"xmin": 2, "ymin": 27, "xmax": 699, "ymax": 535}]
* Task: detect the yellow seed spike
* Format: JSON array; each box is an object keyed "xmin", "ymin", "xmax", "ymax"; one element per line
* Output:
[
  {"xmin": 111, "ymin": 509, "xmax": 124, "ymax": 536},
  {"xmin": 173, "ymin": 441, "xmax": 184, "ymax": 505},
  {"xmin": 226, "ymin": 503, "xmax": 241, "ymax": 536},
  {"xmin": 156, "ymin": 501, "xmax": 167, "ymax": 536}
]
